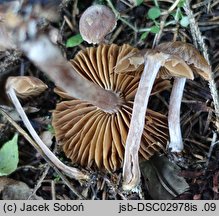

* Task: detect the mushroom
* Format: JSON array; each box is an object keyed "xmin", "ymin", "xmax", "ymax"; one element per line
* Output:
[
  {"xmin": 120, "ymin": 41, "xmax": 210, "ymax": 189},
  {"xmin": 79, "ymin": 5, "xmax": 117, "ymax": 44},
  {"xmin": 52, "ymin": 44, "xmax": 169, "ymax": 172},
  {"xmin": 5, "ymin": 76, "xmax": 89, "ymax": 180},
  {"xmin": 156, "ymin": 41, "xmax": 211, "ymax": 152},
  {"xmin": 6, "ymin": 76, "xmax": 48, "ymax": 99}
]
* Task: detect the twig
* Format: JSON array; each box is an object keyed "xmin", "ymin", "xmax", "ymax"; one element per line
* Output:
[
  {"xmin": 15, "ymin": 165, "xmax": 42, "ymax": 171},
  {"xmin": 184, "ymin": 1, "xmax": 219, "ymax": 131},
  {"xmin": 71, "ymin": 0, "xmax": 78, "ymax": 27},
  {"xmin": 103, "ymin": 174, "xmax": 127, "ymax": 200},
  {"xmin": 106, "ymin": 0, "xmax": 139, "ymax": 32},
  {"xmin": 152, "ymin": 0, "xmax": 181, "ymax": 47},
  {"xmin": 205, "ymin": 132, "xmax": 218, "ymax": 170},
  {"xmin": 28, "ymin": 164, "xmax": 50, "ymax": 200},
  {"xmin": 167, "ymin": 0, "xmax": 181, "ymax": 13},
  {"xmin": 51, "ymin": 180, "xmax": 56, "ymax": 200}
]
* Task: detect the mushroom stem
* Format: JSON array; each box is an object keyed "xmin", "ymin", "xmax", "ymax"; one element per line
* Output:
[
  {"xmin": 168, "ymin": 77, "xmax": 186, "ymax": 152},
  {"xmin": 123, "ymin": 52, "xmax": 168, "ymax": 190},
  {"xmin": 6, "ymin": 86, "xmax": 89, "ymax": 181},
  {"xmin": 20, "ymin": 36, "xmax": 121, "ymax": 113}
]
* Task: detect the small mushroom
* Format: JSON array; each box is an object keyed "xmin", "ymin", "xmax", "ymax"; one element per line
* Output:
[
  {"xmin": 120, "ymin": 42, "xmax": 210, "ymax": 189},
  {"xmin": 52, "ymin": 44, "xmax": 169, "ymax": 172},
  {"xmin": 5, "ymin": 76, "xmax": 89, "ymax": 180},
  {"xmin": 156, "ymin": 41, "xmax": 211, "ymax": 152},
  {"xmin": 6, "ymin": 76, "xmax": 48, "ymax": 99},
  {"xmin": 79, "ymin": 5, "xmax": 117, "ymax": 44}
]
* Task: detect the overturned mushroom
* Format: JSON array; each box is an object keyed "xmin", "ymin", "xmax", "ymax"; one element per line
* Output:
[
  {"xmin": 52, "ymin": 44, "xmax": 169, "ymax": 172},
  {"xmin": 79, "ymin": 5, "xmax": 117, "ymax": 44}
]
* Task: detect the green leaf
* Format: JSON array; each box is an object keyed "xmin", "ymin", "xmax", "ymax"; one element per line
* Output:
[
  {"xmin": 135, "ymin": 0, "xmax": 144, "ymax": 6},
  {"xmin": 150, "ymin": 25, "xmax": 160, "ymax": 33},
  {"xmin": 94, "ymin": 0, "xmax": 105, "ymax": 4},
  {"xmin": 180, "ymin": 16, "xmax": 190, "ymax": 27},
  {"xmin": 0, "ymin": 134, "xmax": 19, "ymax": 176},
  {"xmin": 140, "ymin": 31, "xmax": 149, "ymax": 40},
  {"xmin": 66, "ymin": 34, "xmax": 83, "ymax": 48},
  {"xmin": 148, "ymin": 7, "xmax": 161, "ymax": 20},
  {"xmin": 171, "ymin": 7, "xmax": 183, "ymax": 21},
  {"xmin": 47, "ymin": 124, "xmax": 55, "ymax": 134},
  {"xmin": 177, "ymin": 0, "xmax": 186, "ymax": 8}
]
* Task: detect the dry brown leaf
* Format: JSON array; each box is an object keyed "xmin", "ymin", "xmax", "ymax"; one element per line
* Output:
[
  {"xmin": 0, "ymin": 177, "xmax": 43, "ymax": 200},
  {"xmin": 140, "ymin": 155, "xmax": 189, "ymax": 199}
]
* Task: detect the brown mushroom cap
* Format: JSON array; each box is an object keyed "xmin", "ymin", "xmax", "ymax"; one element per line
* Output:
[
  {"xmin": 52, "ymin": 44, "xmax": 169, "ymax": 172},
  {"xmin": 79, "ymin": 5, "xmax": 117, "ymax": 44},
  {"xmin": 155, "ymin": 41, "xmax": 211, "ymax": 80},
  {"xmin": 6, "ymin": 76, "xmax": 48, "ymax": 99},
  {"xmin": 114, "ymin": 48, "xmax": 195, "ymax": 80}
]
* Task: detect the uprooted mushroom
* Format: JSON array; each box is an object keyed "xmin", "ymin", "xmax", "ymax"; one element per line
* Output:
[
  {"xmin": 52, "ymin": 44, "xmax": 169, "ymax": 172},
  {"xmin": 121, "ymin": 41, "xmax": 210, "ymax": 190}
]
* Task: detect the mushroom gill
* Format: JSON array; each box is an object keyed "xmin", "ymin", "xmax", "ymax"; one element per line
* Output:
[{"xmin": 52, "ymin": 44, "xmax": 169, "ymax": 172}]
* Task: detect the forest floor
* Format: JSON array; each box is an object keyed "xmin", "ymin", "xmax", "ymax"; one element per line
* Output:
[{"xmin": 0, "ymin": 0, "xmax": 219, "ymax": 200}]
